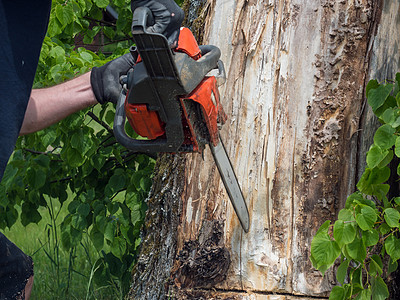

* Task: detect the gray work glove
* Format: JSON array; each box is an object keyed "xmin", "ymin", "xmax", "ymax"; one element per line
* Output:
[
  {"xmin": 90, "ymin": 53, "xmax": 136, "ymax": 104},
  {"xmin": 131, "ymin": 0, "xmax": 184, "ymax": 46}
]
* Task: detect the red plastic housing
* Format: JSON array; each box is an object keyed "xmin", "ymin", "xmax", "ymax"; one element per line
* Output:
[{"xmin": 125, "ymin": 102, "xmax": 165, "ymax": 139}]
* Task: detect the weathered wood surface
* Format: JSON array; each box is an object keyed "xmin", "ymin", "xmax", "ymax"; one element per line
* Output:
[{"xmin": 130, "ymin": 1, "xmax": 400, "ymax": 299}]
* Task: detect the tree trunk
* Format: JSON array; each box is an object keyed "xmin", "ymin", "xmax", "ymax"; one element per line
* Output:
[{"xmin": 129, "ymin": 1, "xmax": 400, "ymax": 299}]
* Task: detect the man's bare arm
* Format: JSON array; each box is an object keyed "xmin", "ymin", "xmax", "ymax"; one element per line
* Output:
[{"xmin": 20, "ymin": 72, "xmax": 97, "ymax": 135}]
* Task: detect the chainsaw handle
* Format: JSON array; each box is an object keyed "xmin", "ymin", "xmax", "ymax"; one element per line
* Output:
[
  {"xmin": 179, "ymin": 44, "xmax": 222, "ymax": 93},
  {"xmin": 131, "ymin": 7, "xmax": 155, "ymax": 34},
  {"xmin": 198, "ymin": 45, "xmax": 221, "ymax": 74}
]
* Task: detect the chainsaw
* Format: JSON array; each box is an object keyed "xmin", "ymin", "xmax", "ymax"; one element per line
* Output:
[{"xmin": 113, "ymin": 7, "xmax": 250, "ymax": 232}]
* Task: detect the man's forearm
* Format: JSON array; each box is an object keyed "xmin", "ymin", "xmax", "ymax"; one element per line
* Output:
[{"xmin": 20, "ymin": 72, "xmax": 98, "ymax": 135}]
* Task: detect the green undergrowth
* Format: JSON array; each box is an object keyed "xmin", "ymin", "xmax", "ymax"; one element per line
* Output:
[{"xmin": 2, "ymin": 198, "xmax": 116, "ymax": 300}]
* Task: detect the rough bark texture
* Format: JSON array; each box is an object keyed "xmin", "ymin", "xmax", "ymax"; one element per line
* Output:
[{"xmin": 130, "ymin": 0, "xmax": 400, "ymax": 299}]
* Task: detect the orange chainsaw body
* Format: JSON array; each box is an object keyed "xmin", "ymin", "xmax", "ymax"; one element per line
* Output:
[{"xmin": 124, "ymin": 27, "xmax": 226, "ymax": 152}]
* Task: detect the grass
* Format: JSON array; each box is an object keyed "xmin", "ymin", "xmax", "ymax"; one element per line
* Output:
[{"xmin": 1, "ymin": 196, "xmax": 120, "ymax": 300}]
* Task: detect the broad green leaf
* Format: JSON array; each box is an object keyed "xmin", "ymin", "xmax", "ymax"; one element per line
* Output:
[
  {"xmin": 366, "ymin": 79, "xmax": 379, "ymax": 98},
  {"xmin": 66, "ymin": 147, "xmax": 85, "ymax": 167},
  {"xmin": 368, "ymin": 83, "xmax": 393, "ymax": 112},
  {"xmin": 374, "ymin": 124, "xmax": 396, "ymax": 149},
  {"xmin": 329, "ymin": 286, "xmax": 345, "ymax": 300},
  {"xmin": 363, "ymin": 229, "xmax": 379, "ymax": 247},
  {"xmin": 311, "ymin": 233, "xmax": 340, "ymax": 274},
  {"xmin": 355, "ymin": 205, "xmax": 377, "ymax": 231},
  {"xmin": 336, "ymin": 259, "xmax": 349, "ymax": 285},
  {"xmin": 111, "ymin": 237, "xmax": 127, "ymax": 259},
  {"xmin": 357, "ymin": 167, "xmax": 390, "ymax": 196},
  {"xmin": 346, "ymin": 236, "xmax": 366, "ymax": 263},
  {"xmin": 334, "ymin": 219, "xmax": 356, "ymax": 247},
  {"xmin": 385, "ymin": 235, "xmax": 400, "ymax": 261},
  {"xmin": 395, "ymin": 136, "xmax": 400, "ymax": 158},
  {"xmin": 91, "ymin": 154, "xmax": 106, "ymax": 171},
  {"xmin": 355, "ymin": 288, "xmax": 372, "ymax": 300},
  {"xmin": 338, "ymin": 208, "xmax": 355, "ymax": 221},
  {"xmin": 55, "ymin": 4, "xmax": 74, "ymax": 26},
  {"xmin": 369, "ymin": 254, "xmax": 383, "ymax": 276},
  {"xmin": 384, "ymin": 208, "xmax": 400, "ymax": 228},
  {"xmin": 381, "ymin": 107, "xmax": 397, "ymax": 125},
  {"xmin": 315, "ymin": 220, "xmax": 331, "ymax": 236},
  {"xmin": 388, "ymin": 257, "xmax": 398, "ymax": 274},
  {"xmin": 104, "ymin": 221, "xmax": 116, "ymax": 242},
  {"xmin": 371, "ymin": 276, "xmax": 389, "ymax": 300},
  {"xmin": 140, "ymin": 176, "xmax": 152, "ymax": 191},
  {"xmin": 77, "ymin": 203, "xmax": 91, "ymax": 217},
  {"xmin": 61, "ymin": 227, "xmax": 72, "ymax": 250},
  {"xmin": 379, "ymin": 223, "xmax": 391, "ymax": 235},
  {"xmin": 72, "ymin": 214, "xmax": 87, "ymax": 231},
  {"xmin": 367, "ymin": 145, "xmax": 389, "ymax": 169},
  {"xmin": 90, "ymin": 227, "xmax": 104, "ymax": 251},
  {"xmin": 93, "ymin": 0, "xmax": 109, "ymax": 8}
]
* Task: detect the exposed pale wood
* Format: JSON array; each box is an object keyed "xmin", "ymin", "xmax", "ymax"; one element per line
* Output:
[{"xmin": 130, "ymin": 0, "xmax": 400, "ymax": 299}]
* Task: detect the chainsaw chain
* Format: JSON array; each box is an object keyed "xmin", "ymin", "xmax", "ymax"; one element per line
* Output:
[{"xmin": 181, "ymin": 99, "xmax": 210, "ymax": 152}]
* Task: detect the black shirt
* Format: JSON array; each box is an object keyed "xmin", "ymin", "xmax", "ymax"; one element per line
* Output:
[
  {"xmin": 0, "ymin": 1, "xmax": 51, "ymax": 298},
  {"xmin": 0, "ymin": 0, "xmax": 52, "ymax": 181}
]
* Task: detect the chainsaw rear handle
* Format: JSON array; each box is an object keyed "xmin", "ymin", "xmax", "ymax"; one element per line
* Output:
[{"xmin": 131, "ymin": 7, "xmax": 155, "ymax": 34}]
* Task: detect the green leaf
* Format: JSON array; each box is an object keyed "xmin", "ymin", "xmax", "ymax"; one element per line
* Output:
[
  {"xmin": 374, "ymin": 124, "xmax": 396, "ymax": 149},
  {"xmin": 72, "ymin": 214, "xmax": 87, "ymax": 230},
  {"xmin": 355, "ymin": 288, "xmax": 372, "ymax": 300},
  {"xmin": 388, "ymin": 257, "xmax": 398, "ymax": 274},
  {"xmin": 385, "ymin": 235, "xmax": 400, "ymax": 261},
  {"xmin": 357, "ymin": 167, "xmax": 390, "ymax": 197},
  {"xmin": 363, "ymin": 229, "xmax": 379, "ymax": 247},
  {"xmin": 93, "ymin": 0, "xmax": 109, "ymax": 8},
  {"xmin": 371, "ymin": 276, "xmax": 389, "ymax": 300},
  {"xmin": 384, "ymin": 208, "xmax": 400, "ymax": 228},
  {"xmin": 334, "ymin": 219, "xmax": 356, "ymax": 247},
  {"xmin": 346, "ymin": 236, "xmax": 366, "ymax": 263},
  {"xmin": 104, "ymin": 221, "xmax": 116, "ymax": 242},
  {"xmin": 367, "ymin": 145, "xmax": 389, "ymax": 169},
  {"xmin": 379, "ymin": 223, "xmax": 391, "ymax": 235},
  {"xmin": 355, "ymin": 205, "xmax": 377, "ymax": 231},
  {"xmin": 369, "ymin": 254, "xmax": 383, "ymax": 276},
  {"xmin": 55, "ymin": 4, "xmax": 74, "ymax": 26},
  {"xmin": 366, "ymin": 79, "xmax": 379, "ymax": 98},
  {"xmin": 311, "ymin": 232, "xmax": 340, "ymax": 274},
  {"xmin": 111, "ymin": 237, "xmax": 127, "ymax": 259},
  {"xmin": 329, "ymin": 286, "xmax": 345, "ymax": 300},
  {"xmin": 368, "ymin": 83, "xmax": 393, "ymax": 112},
  {"xmin": 77, "ymin": 203, "xmax": 91, "ymax": 217},
  {"xmin": 381, "ymin": 107, "xmax": 397, "ymax": 125},
  {"xmin": 90, "ymin": 227, "xmax": 104, "ymax": 251},
  {"xmin": 337, "ymin": 259, "xmax": 349, "ymax": 285},
  {"xmin": 395, "ymin": 136, "xmax": 400, "ymax": 158},
  {"xmin": 338, "ymin": 208, "xmax": 355, "ymax": 221}
]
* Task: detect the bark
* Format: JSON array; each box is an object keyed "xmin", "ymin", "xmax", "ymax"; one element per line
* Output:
[{"xmin": 129, "ymin": 0, "xmax": 400, "ymax": 299}]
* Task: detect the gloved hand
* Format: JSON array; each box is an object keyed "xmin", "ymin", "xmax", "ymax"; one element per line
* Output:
[
  {"xmin": 90, "ymin": 53, "xmax": 135, "ymax": 104},
  {"xmin": 131, "ymin": 0, "xmax": 184, "ymax": 46}
]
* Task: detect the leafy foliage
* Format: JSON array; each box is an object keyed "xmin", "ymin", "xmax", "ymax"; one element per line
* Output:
[
  {"xmin": 311, "ymin": 73, "xmax": 400, "ymax": 300},
  {"xmin": 0, "ymin": 0, "xmax": 156, "ymax": 296}
]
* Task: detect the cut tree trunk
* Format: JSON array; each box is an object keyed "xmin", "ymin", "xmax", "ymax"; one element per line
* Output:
[{"xmin": 129, "ymin": 1, "xmax": 400, "ymax": 299}]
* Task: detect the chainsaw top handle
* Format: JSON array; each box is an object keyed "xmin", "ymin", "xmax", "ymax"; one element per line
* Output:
[{"xmin": 131, "ymin": 7, "xmax": 155, "ymax": 34}]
